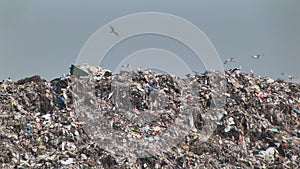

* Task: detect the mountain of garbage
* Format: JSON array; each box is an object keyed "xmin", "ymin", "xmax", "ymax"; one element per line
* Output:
[{"xmin": 0, "ymin": 65, "xmax": 299, "ymax": 169}]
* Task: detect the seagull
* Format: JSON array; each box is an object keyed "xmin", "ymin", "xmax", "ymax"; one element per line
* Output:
[
  {"xmin": 109, "ymin": 25, "xmax": 119, "ymax": 37},
  {"xmin": 224, "ymin": 57, "xmax": 235, "ymax": 64},
  {"xmin": 288, "ymin": 75, "xmax": 296, "ymax": 80},
  {"xmin": 251, "ymin": 53, "xmax": 263, "ymax": 59},
  {"xmin": 121, "ymin": 64, "xmax": 130, "ymax": 68}
]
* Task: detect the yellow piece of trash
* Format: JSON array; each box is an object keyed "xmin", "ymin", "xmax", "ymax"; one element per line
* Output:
[
  {"xmin": 37, "ymin": 137, "xmax": 42, "ymax": 143},
  {"xmin": 136, "ymin": 134, "xmax": 142, "ymax": 139},
  {"xmin": 182, "ymin": 145, "xmax": 190, "ymax": 149}
]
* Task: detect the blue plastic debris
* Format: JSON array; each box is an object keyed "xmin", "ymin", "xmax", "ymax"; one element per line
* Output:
[
  {"xmin": 293, "ymin": 106, "xmax": 300, "ymax": 114},
  {"xmin": 57, "ymin": 96, "xmax": 65, "ymax": 104},
  {"xmin": 148, "ymin": 86, "xmax": 154, "ymax": 93}
]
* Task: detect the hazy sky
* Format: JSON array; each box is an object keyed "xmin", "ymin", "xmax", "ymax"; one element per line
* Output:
[{"xmin": 0, "ymin": 0, "xmax": 299, "ymax": 82}]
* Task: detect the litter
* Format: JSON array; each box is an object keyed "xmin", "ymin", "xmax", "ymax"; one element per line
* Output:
[{"xmin": 0, "ymin": 64, "xmax": 299, "ymax": 168}]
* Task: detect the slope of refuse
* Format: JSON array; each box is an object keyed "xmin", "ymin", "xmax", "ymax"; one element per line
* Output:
[{"xmin": 0, "ymin": 68, "xmax": 299, "ymax": 169}]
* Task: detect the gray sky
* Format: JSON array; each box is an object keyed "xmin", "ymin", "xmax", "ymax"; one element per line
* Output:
[{"xmin": 0, "ymin": 0, "xmax": 299, "ymax": 82}]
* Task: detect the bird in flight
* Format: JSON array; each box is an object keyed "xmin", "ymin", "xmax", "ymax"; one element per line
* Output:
[
  {"xmin": 288, "ymin": 75, "xmax": 296, "ymax": 80},
  {"xmin": 121, "ymin": 64, "xmax": 131, "ymax": 68},
  {"xmin": 109, "ymin": 25, "xmax": 119, "ymax": 37},
  {"xmin": 251, "ymin": 53, "xmax": 263, "ymax": 59},
  {"xmin": 224, "ymin": 57, "xmax": 235, "ymax": 64}
]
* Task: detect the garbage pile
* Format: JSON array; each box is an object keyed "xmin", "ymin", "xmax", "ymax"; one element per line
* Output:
[{"xmin": 0, "ymin": 66, "xmax": 299, "ymax": 168}]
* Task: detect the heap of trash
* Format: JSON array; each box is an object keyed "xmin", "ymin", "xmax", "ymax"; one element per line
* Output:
[{"xmin": 0, "ymin": 64, "xmax": 299, "ymax": 169}]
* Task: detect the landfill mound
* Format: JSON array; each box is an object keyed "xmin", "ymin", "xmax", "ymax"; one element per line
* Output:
[{"xmin": 0, "ymin": 67, "xmax": 299, "ymax": 169}]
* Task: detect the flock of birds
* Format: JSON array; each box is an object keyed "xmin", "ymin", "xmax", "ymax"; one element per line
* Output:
[
  {"xmin": 109, "ymin": 25, "xmax": 298, "ymax": 82},
  {"xmin": 224, "ymin": 54, "xmax": 298, "ymax": 81},
  {"xmin": 223, "ymin": 54, "xmax": 262, "ymax": 64}
]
